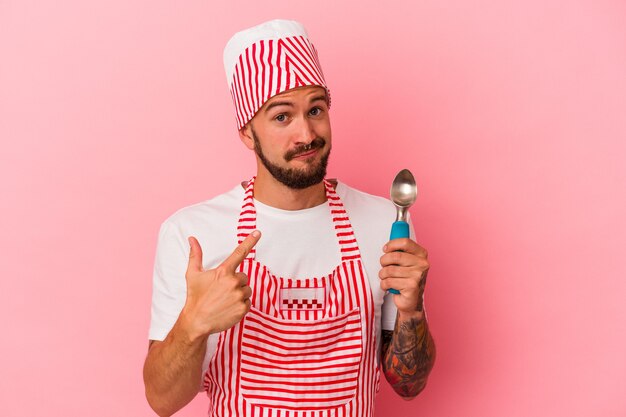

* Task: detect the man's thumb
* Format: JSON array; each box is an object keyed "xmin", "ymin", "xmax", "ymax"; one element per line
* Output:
[{"xmin": 187, "ymin": 236, "xmax": 203, "ymax": 272}]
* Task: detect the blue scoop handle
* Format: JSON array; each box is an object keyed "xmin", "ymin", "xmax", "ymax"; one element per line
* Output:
[{"xmin": 388, "ymin": 221, "xmax": 410, "ymax": 294}]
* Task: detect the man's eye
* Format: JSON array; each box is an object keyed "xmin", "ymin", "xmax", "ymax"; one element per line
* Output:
[
  {"xmin": 275, "ymin": 114, "xmax": 286, "ymax": 122},
  {"xmin": 309, "ymin": 107, "xmax": 321, "ymax": 116}
]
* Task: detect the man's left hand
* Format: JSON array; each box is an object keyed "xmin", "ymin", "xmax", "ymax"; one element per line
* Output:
[{"xmin": 379, "ymin": 238, "xmax": 429, "ymax": 316}]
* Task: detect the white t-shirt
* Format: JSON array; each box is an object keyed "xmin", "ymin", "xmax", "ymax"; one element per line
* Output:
[{"xmin": 149, "ymin": 181, "xmax": 413, "ymax": 374}]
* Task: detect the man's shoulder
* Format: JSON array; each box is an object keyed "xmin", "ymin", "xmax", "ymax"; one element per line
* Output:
[{"xmin": 336, "ymin": 180, "xmax": 396, "ymax": 216}]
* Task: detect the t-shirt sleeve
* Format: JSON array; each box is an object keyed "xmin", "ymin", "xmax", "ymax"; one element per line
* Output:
[{"xmin": 148, "ymin": 220, "xmax": 189, "ymax": 341}]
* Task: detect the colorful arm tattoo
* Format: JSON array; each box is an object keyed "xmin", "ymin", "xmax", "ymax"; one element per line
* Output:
[{"xmin": 381, "ymin": 313, "xmax": 436, "ymax": 398}]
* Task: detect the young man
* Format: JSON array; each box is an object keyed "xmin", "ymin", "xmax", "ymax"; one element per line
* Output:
[{"xmin": 143, "ymin": 19, "xmax": 435, "ymax": 417}]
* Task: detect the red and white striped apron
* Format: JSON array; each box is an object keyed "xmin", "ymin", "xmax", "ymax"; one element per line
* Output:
[{"xmin": 204, "ymin": 177, "xmax": 379, "ymax": 417}]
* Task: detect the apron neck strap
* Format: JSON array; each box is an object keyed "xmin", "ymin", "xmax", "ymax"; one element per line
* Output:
[{"xmin": 323, "ymin": 179, "xmax": 362, "ymax": 262}]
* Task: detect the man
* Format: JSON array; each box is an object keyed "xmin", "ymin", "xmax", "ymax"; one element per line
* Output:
[{"xmin": 143, "ymin": 19, "xmax": 435, "ymax": 417}]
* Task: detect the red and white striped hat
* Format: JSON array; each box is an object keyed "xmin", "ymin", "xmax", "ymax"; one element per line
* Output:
[{"xmin": 223, "ymin": 19, "xmax": 330, "ymax": 130}]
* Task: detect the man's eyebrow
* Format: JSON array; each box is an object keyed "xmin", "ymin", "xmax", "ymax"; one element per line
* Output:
[
  {"xmin": 263, "ymin": 94, "xmax": 328, "ymax": 113},
  {"xmin": 263, "ymin": 101, "xmax": 293, "ymax": 113},
  {"xmin": 310, "ymin": 94, "xmax": 328, "ymax": 103}
]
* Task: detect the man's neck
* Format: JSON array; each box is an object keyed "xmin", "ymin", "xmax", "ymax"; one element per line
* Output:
[{"xmin": 251, "ymin": 170, "xmax": 327, "ymax": 211}]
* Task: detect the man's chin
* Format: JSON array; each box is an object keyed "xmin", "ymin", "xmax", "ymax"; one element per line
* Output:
[{"xmin": 272, "ymin": 164, "xmax": 327, "ymax": 189}]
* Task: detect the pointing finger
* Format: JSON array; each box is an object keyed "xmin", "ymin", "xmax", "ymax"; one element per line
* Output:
[{"xmin": 220, "ymin": 230, "xmax": 261, "ymax": 272}]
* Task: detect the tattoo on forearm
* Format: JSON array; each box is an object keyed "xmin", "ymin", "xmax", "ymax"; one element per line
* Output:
[{"xmin": 381, "ymin": 315, "xmax": 436, "ymax": 397}]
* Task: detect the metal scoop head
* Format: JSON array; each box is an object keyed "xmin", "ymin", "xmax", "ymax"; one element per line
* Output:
[{"xmin": 390, "ymin": 169, "xmax": 417, "ymax": 222}]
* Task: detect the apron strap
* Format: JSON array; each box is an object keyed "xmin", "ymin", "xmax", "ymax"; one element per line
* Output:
[
  {"xmin": 323, "ymin": 179, "xmax": 362, "ymax": 262},
  {"xmin": 237, "ymin": 177, "xmax": 258, "ymax": 259},
  {"xmin": 236, "ymin": 177, "xmax": 362, "ymax": 261}
]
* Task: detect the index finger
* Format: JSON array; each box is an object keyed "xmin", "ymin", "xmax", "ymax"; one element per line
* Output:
[
  {"xmin": 220, "ymin": 230, "xmax": 262, "ymax": 271},
  {"xmin": 384, "ymin": 238, "xmax": 428, "ymax": 257}
]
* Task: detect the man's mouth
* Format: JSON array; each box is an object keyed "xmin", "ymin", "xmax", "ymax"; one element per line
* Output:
[
  {"xmin": 285, "ymin": 137, "xmax": 326, "ymax": 161},
  {"xmin": 292, "ymin": 148, "xmax": 319, "ymax": 159}
]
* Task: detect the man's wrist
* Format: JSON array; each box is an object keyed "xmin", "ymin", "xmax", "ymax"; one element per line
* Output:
[
  {"xmin": 397, "ymin": 308, "xmax": 425, "ymax": 323},
  {"xmin": 175, "ymin": 308, "xmax": 210, "ymax": 347}
]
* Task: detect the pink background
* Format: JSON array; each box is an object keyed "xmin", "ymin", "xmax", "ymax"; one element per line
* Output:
[{"xmin": 1, "ymin": 0, "xmax": 625, "ymax": 416}]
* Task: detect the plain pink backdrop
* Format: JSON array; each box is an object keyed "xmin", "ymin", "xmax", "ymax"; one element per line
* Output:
[{"xmin": 1, "ymin": 0, "xmax": 625, "ymax": 416}]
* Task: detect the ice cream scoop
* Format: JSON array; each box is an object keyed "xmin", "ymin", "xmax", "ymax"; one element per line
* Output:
[{"xmin": 388, "ymin": 169, "xmax": 418, "ymax": 294}]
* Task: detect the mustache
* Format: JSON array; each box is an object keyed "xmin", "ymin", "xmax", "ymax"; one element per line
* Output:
[{"xmin": 284, "ymin": 137, "xmax": 327, "ymax": 161}]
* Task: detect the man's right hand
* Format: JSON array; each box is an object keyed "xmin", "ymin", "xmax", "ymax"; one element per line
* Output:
[{"xmin": 180, "ymin": 230, "xmax": 261, "ymax": 341}]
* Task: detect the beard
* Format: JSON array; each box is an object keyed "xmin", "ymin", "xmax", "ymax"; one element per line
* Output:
[{"xmin": 251, "ymin": 128, "xmax": 331, "ymax": 189}]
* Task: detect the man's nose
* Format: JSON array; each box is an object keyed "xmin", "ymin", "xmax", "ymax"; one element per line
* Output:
[{"xmin": 294, "ymin": 117, "xmax": 316, "ymax": 145}]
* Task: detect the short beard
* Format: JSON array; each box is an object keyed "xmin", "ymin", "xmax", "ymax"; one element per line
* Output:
[{"xmin": 251, "ymin": 128, "xmax": 330, "ymax": 190}]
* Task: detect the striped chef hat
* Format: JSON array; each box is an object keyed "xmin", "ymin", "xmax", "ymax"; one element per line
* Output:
[{"xmin": 223, "ymin": 19, "xmax": 330, "ymax": 130}]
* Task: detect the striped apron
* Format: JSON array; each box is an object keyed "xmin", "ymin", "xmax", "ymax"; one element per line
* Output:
[{"xmin": 204, "ymin": 177, "xmax": 379, "ymax": 417}]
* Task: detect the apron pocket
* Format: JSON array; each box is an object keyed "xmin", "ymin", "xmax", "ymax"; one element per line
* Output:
[{"xmin": 239, "ymin": 306, "xmax": 363, "ymax": 412}]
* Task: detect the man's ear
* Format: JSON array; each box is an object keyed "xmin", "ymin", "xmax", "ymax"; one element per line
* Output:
[{"xmin": 239, "ymin": 124, "xmax": 255, "ymax": 150}]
